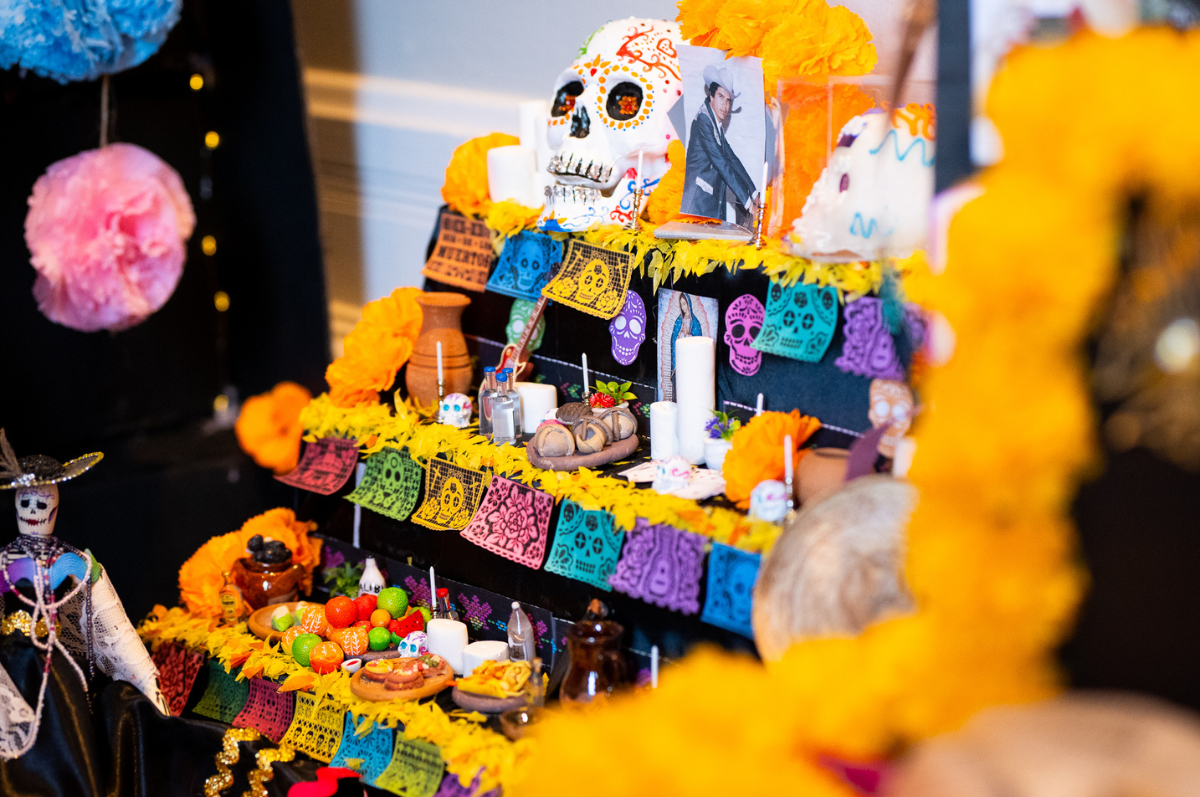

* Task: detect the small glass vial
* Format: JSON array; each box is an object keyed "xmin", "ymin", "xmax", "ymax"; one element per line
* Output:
[
  {"xmin": 507, "ymin": 601, "xmax": 535, "ymax": 662},
  {"xmin": 218, "ymin": 571, "xmax": 246, "ymax": 625},
  {"xmin": 434, "ymin": 587, "xmax": 459, "ymax": 621},
  {"xmin": 492, "ymin": 373, "xmax": 518, "ymax": 446},
  {"xmin": 502, "ymin": 368, "xmax": 524, "ymax": 435},
  {"xmin": 478, "ymin": 366, "xmax": 497, "ymax": 439}
]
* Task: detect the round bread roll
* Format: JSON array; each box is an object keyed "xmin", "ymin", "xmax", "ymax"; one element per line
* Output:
[
  {"xmin": 599, "ymin": 407, "xmax": 638, "ymax": 441},
  {"xmin": 572, "ymin": 417, "xmax": 610, "ymax": 454},
  {"xmin": 557, "ymin": 402, "xmax": 592, "ymax": 424},
  {"xmin": 532, "ymin": 422, "xmax": 575, "ymax": 458}
]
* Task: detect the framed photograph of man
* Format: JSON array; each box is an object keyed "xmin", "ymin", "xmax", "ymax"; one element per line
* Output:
[{"xmin": 678, "ymin": 45, "xmax": 767, "ymax": 227}]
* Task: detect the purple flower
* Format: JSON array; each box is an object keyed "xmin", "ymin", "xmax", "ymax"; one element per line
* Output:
[
  {"xmin": 324, "ymin": 549, "xmax": 345, "ymax": 568},
  {"xmin": 705, "ymin": 417, "xmax": 723, "ymax": 439}
]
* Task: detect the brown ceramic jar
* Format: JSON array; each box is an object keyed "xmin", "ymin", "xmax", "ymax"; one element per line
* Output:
[
  {"xmin": 405, "ymin": 292, "xmax": 474, "ymax": 406},
  {"xmin": 230, "ymin": 556, "xmax": 305, "ymax": 611}
]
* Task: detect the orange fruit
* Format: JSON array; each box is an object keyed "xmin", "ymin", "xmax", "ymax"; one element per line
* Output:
[
  {"xmin": 327, "ymin": 627, "xmax": 346, "ymax": 647},
  {"xmin": 308, "ymin": 641, "xmax": 344, "ymax": 674},
  {"xmin": 369, "ymin": 608, "xmax": 391, "ymax": 628},
  {"xmin": 280, "ymin": 626, "xmax": 304, "ymax": 651},
  {"xmin": 340, "ymin": 625, "xmax": 369, "ymax": 656},
  {"xmin": 300, "ymin": 606, "xmax": 329, "ymax": 637}
]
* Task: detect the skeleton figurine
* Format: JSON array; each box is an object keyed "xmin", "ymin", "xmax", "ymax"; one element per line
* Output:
[
  {"xmin": 538, "ymin": 18, "xmax": 683, "ymax": 232},
  {"xmin": 0, "ymin": 430, "xmax": 165, "ymax": 760},
  {"xmin": 438, "ymin": 393, "xmax": 474, "ymax": 429}
]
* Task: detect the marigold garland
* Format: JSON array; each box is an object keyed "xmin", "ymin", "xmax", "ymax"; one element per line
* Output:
[
  {"xmin": 299, "ymin": 394, "xmax": 782, "ymax": 554},
  {"xmin": 325, "ymin": 287, "xmax": 423, "ymax": 408},
  {"xmin": 722, "ymin": 410, "xmax": 821, "ymax": 507},
  {"xmin": 441, "ymin": 132, "xmax": 520, "ymax": 217},
  {"xmin": 501, "ymin": 28, "xmax": 1176, "ymax": 797},
  {"xmin": 235, "ymin": 382, "xmax": 313, "ymax": 475},
  {"xmin": 178, "ymin": 509, "xmax": 321, "ymax": 617},
  {"xmin": 138, "ymin": 606, "xmax": 528, "ymax": 792}
]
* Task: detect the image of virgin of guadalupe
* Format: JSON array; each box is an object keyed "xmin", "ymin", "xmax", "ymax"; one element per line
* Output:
[{"xmin": 680, "ymin": 64, "xmax": 761, "ymax": 227}]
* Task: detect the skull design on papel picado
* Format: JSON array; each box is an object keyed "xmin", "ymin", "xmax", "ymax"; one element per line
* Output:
[{"xmin": 724, "ymin": 295, "xmax": 765, "ymax": 376}]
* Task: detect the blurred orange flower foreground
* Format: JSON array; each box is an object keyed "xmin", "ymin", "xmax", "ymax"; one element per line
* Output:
[
  {"xmin": 178, "ymin": 508, "xmax": 321, "ymax": 617},
  {"xmin": 235, "ymin": 381, "xmax": 312, "ymax": 474},
  {"xmin": 325, "ymin": 287, "xmax": 424, "ymax": 408}
]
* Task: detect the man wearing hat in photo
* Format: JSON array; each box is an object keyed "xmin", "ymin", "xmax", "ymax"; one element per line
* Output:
[{"xmin": 681, "ymin": 63, "xmax": 760, "ymax": 226}]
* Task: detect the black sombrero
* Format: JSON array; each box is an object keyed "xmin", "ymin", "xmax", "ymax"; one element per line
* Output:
[{"xmin": 0, "ymin": 429, "xmax": 102, "ymax": 490}]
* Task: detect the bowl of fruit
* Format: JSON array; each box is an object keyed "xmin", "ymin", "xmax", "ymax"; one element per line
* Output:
[{"xmin": 249, "ymin": 587, "xmax": 433, "ymax": 674}]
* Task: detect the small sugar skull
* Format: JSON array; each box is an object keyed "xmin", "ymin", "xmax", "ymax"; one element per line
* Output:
[
  {"xmin": 15, "ymin": 484, "xmax": 58, "ymax": 537},
  {"xmin": 652, "ymin": 456, "xmax": 692, "ymax": 495},
  {"xmin": 724, "ymin": 294, "xmax": 765, "ymax": 376},
  {"xmin": 574, "ymin": 259, "xmax": 610, "ymax": 305},
  {"xmin": 609, "ymin": 290, "xmax": 646, "ymax": 365},
  {"xmin": 749, "ymin": 480, "xmax": 789, "ymax": 523},
  {"xmin": 397, "ymin": 631, "xmax": 428, "ymax": 658},
  {"xmin": 506, "ymin": 299, "xmax": 546, "ymax": 350},
  {"xmin": 869, "ymin": 379, "xmax": 915, "ymax": 458},
  {"xmin": 438, "ymin": 393, "xmax": 473, "ymax": 428}
]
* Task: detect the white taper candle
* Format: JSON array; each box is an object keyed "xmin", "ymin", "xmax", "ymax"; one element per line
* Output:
[
  {"xmin": 651, "ymin": 644, "xmax": 659, "ymax": 688},
  {"xmin": 582, "ymin": 353, "xmax": 589, "ymax": 397}
]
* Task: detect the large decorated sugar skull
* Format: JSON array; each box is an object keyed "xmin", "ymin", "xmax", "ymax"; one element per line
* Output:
[
  {"xmin": 538, "ymin": 18, "xmax": 683, "ymax": 232},
  {"xmin": 724, "ymin": 294, "xmax": 765, "ymax": 376},
  {"xmin": 750, "ymin": 479, "xmax": 789, "ymax": 523},
  {"xmin": 789, "ymin": 104, "xmax": 936, "ymax": 260},
  {"xmin": 438, "ymin": 393, "xmax": 473, "ymax": 428},
  {"xmin": 609, "ymin": 290, "xmax": 646, "ymax": 365},
  {"xmin": 15, "ymin": 484, "xmax": 58, "ymax": 537}
]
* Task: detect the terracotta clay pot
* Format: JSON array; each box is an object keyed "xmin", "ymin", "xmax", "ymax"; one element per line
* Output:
[
  {"xmin": 231, "ymin": 556, "xmax": 306, "ymax": 611},
  {"xmin": 796, "ymin": 447, "xmax": 850, "ymax": 506},
  {"xmin": 406, "ymin": 293, "xmax": 474, "ymax": 406}
]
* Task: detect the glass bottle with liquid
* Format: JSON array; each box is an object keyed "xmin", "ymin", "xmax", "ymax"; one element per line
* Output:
[
  {"xmin": 492, "ymin": 373, "xmax": 518, "ymax": 445},
  {"xmin": 502, "ymin": 368, "xmax": 524, "ymax": 435},
  {"xmin": 478, "ymin": 366, "xmax": 497, "ymax": 439},
  {"xmin": 218, "ymin": 571, "xmax": 246, "ymax": 625},
  {"xmin": 507, "ymin": 601, "xmax": 536, "ymax": 662},
  {"xmin": 434, "ymin": 587, "xmax": 459, "ymax": 621}
]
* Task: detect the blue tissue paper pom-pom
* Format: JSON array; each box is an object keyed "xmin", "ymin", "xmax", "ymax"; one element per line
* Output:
[{"xmin": 0, "ymin": 0, "xmax": 183, "ymax": 84}]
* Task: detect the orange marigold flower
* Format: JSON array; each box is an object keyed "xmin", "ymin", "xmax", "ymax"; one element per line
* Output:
[
  {"xmin": 178, "ymin": 508, "xmax": 321, "ymax": 617},
  {"xmin": 234, "ymin": 381, "xmax": 312, "ymax": 475},
  {"xmin": 646, "ymin": 140, "xmax": 687, "ymax": 225},
  {"xmin": 722, "ymin": 409, "xmax": 821, "ymax": 507},
  {"xmin": 441, "ymin": 132, "xmax": 520, "ymax": 217},
  {"xmin": 325, "ymin": 287, "xmax": 424, "ymax": 408}
]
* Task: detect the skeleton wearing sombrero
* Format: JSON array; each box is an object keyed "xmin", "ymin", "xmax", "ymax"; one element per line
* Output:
[{"xmin": 0, "ymin": 430, "xmax": 165, "ymax": 760}]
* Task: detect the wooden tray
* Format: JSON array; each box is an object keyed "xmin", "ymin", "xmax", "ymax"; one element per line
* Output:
[
  {"xmin": 526, "ymin": 432, "xmax": 639, "ymax": 471},
  {"xmin": 247, "ymin": 601, "xmax": 312, "ymax": 642},
  {"xmin": 349, "ymin": 659, "xmax": 454, "ymax": 702}
]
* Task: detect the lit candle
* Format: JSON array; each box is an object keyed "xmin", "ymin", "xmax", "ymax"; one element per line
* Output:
[
  {"xmin": 650, "ymin": 644, "xmax": 659, "ymax": 688},
  {"xmin": 756, "ymin": 393, "xmax": 764, "ymax": 416},
  {"xmin": 582, "ymin": 353, "xmax": 589, "ymax": 398}
]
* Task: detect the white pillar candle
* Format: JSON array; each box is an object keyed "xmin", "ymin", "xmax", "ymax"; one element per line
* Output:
[
  {"xmin": 515, "ymin": 382, "xmax": 558, "ymax": 434},
  {"xmin": 650, "ymin": 402, "xmax": 679, "ymax": 460},
  {"xmin": 487, "ymin": 145, "xmax": 538, "ymax": 206},
  {"xmin": 461, "ymin": 640, "xmax": 509, "ymax": 676},
  {"xmin": 674, "ymin": 336, "xmax": 715, "ymax": 465},
  {"xmin": 426, "ymin": 618, "xmax": 469, "ymax": 674}
]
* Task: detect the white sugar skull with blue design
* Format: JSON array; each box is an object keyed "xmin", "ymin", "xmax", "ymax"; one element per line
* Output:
[
  {"xmin": 789, "ymin": 106, "xmax": 936, "ymax": 260},
  {"xmin": 438, "ymin": 393, "xmax": 473, "ymax": 428},
  {"xmin": 397, "ymin": 631, "xmax": 428, "ymax": 658},
  {"xmin": 749, "ymin": 479, "xmax": 789, "ymax": 523}
]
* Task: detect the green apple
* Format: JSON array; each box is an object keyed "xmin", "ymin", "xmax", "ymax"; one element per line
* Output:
[
  {"xmin": 376, "ymin": 587, "xmax": 408, "ymax": 619},
  {"xmin": 368, "ymin": 627, "xmax": 391, "ymax": 651},
  {"xmin": 291, "ymin": 633, "xmax": 321, "ymax": 667}
]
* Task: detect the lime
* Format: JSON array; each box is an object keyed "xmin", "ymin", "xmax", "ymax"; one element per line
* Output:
[
  {"xmin": 417, "ymin": 606, "xmax": 433, "ymax": 625},
  {"xmin": 368, "ymin": 627, "xmax": 391, "ymax": 651},
  {"xmin": 291, "ymin": 633, "xmax": 321, "ymax": 667},
  {"xmin": 376, "ymin": 587, "xmax": 408, "ymax": 618}
]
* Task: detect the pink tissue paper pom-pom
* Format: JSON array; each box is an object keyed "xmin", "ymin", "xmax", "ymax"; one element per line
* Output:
[{"xmin": 24, "ymin": 143, "xmax": 196, "ymax": 332}]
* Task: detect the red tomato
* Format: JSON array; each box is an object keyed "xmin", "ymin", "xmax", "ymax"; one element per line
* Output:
[
  {"xmin": 324, "ymin": 596, "xmax": 357, "ymax": 629},
  {"xmin": 352, "ymin": 593, "xmax": 377, "ymax": 619}
]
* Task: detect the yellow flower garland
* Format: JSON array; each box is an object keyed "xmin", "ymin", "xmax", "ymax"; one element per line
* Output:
[
  {"xmin": 299, "ymin": 395, "xmax": 783, "ymax": 554},
  {"xmin": 139, "ymin": 607, "xmax": 528, "ymax": 792},
  {"xmin": 502, "ymin": 28, "xmax": 1196, "ymax": 796}
]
